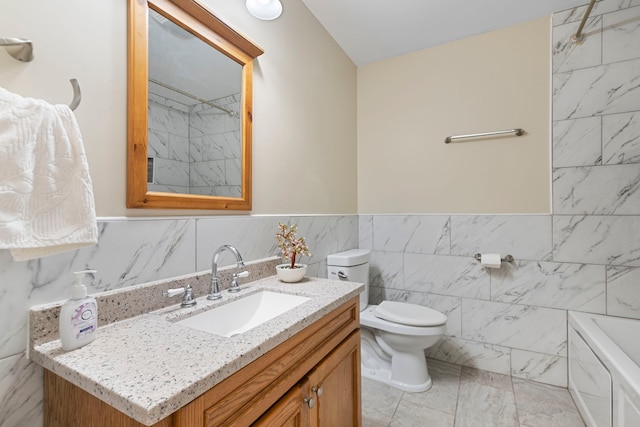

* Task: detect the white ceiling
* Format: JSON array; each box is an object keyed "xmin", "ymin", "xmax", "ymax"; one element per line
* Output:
[{"xmin": 300, "ymin": 0, "xmax": 589, "ymax": 65}]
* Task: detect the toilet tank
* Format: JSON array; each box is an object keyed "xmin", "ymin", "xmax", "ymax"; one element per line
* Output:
[{"xmin": 327, "ymin": 249, "xmax": 370, "ymax": 310}]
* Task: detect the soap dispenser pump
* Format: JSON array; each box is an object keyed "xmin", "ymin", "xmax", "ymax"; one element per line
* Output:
[{"xmin": 59, "ymin": 270, "xmax": 98, "ymax": 351}]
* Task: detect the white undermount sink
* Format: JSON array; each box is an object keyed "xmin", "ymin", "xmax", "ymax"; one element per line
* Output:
[{"xmin": 175, "ymin": 291, "xmax": 311, "ymax": 338}]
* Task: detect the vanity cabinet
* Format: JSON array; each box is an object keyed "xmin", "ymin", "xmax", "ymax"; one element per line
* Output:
[
  {"xmin": 44, "ymin": 298, "xmax": 361, "ymax": 427},
  {"xmin": 255, "ymin": 330, "xmax": 361, "ymax": 426}
]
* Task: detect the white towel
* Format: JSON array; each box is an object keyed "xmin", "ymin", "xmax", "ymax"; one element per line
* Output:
[{"xmin": 0, "ymin": 86, "xmax": 98, "ymax": 261}]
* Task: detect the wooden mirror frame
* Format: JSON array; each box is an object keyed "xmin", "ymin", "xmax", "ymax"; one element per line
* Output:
[{"xmin": 127, "ymin": 0, "xmax": 263, "ymax": 210}]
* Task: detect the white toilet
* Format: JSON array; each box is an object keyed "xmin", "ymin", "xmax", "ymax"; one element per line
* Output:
[{"xmin": 327, "ymin": 249, "xmax": 447, "ymax": 392}]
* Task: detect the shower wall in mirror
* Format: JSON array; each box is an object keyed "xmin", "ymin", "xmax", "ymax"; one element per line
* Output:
[{"xmin": 147, "ymin": 9, "xmax": 242, "ymax": 197}]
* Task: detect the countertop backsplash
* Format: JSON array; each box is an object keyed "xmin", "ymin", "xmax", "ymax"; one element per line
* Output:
[{"xmin": 29, "ymin": 256, "xmax": 282, "ymax": 349}]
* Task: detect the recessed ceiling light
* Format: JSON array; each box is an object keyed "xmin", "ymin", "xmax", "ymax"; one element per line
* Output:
[{"xmin": 246, "ymin": 0, "xmax": 282, "ymax": 20}]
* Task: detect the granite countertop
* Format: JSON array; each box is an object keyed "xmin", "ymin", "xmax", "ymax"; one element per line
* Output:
[{"xmin": 29, "ymin": 274, "xmax": 362, "ymax": 426}]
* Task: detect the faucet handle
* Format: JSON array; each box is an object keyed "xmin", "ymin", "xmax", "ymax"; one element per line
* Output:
[
  {"xmin": 229, "ymin": 270, "xmax": 249, "ymax": 293},
  {"xmin": 181, "ymin": 285, "xmax": 197, "ymax": 307},
  {"xmin": 164, "ymin": 285, "xmax": 197, "ymax": 307}
]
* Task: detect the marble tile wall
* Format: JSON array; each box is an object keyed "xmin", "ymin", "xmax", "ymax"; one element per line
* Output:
[
  {"xmin": 359, "ymin": 214, "xmax": 575, "ymax": 386},
  {"xmin": 147, "ymin": 92, "xmax": 242, "ymax": 197},
  {"xmin": 0, "ymin": 214, "xmax": 357, "ymax": 426},
  {"xmin": 552, "ymin": 0, "xmax": 640, "ymax": 295},
  {"xmin": 148, "ymin": 92, "xmax": 191, "ymax": 193},
  {"xmin": 189, "ymin": 94, "xmax": 242, "ymax": 197},
  {"xmin": 357, "ymin": 0, "xmax": 640, "ymax": 392}
]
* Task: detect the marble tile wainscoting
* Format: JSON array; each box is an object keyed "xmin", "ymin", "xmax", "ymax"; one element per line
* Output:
[
  {"xmin": 359, "ymin": 214, "xmax": 576, "ymax": 387},
  {"xmin": 0, "ymin": 215, "xmax": 358, "ymax": 426}
]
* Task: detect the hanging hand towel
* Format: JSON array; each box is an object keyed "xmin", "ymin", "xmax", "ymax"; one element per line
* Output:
[{"xmin": 0, "ymin": 86, "xmax": 98, "ymax": 261}]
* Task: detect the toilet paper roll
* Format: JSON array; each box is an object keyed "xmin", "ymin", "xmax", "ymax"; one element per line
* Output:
[{"xmin": 480, "ymin": 253, "xmax": 502, "ymax": 269}]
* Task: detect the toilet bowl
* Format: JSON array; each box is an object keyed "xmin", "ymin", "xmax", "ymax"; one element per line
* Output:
[{"xmin": 327, "ymin": 249, "xmax": 447, "ymax": 393}]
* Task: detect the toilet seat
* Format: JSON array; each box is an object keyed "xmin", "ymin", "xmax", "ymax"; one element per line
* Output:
[
  {"xmin": 374, "ymin": 301, "xmax": 447, "ymax": 327},
  {"xmin": 360, "ymin": 305, "xmax": 446, "ymax": 336}
]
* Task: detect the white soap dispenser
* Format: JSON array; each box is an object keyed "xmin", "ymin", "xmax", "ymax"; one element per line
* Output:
[{"xmin": 59, "ymin": 270, "xmax": 98, "ymax": 351}]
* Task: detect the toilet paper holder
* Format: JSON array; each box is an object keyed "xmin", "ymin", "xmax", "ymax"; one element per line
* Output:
[{"xmin": 474, "ymin": 253, "xmax": 514, "ymax": 263}]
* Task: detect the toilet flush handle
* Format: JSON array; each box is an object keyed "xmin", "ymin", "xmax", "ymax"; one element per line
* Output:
[{"xmin": 337, "ymin": 271, "xmax": 348, "ymax": 280}]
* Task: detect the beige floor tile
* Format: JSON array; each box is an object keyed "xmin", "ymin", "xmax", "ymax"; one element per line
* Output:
[
  {"xmin": 401, "ymin": 359, "xmax": 462, "ymax": 415},
  {"xmin": 512, "ymin": 378, "xmax": 585, "ymax": 427},
  {"xmin": 455, "ymin": 382, "xmax": 519, "ymax": 427},
  {"xmin": 390, "ymin": 400, "xmax": 454, "ymax": 427}
]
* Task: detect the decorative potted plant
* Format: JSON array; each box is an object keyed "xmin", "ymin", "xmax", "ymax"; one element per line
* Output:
[{"xmin": 275, "ymin": 222, "xmax": 311, "ymax": 283}]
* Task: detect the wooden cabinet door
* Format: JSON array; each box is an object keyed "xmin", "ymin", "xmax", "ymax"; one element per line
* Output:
[
  {"xmin": 252, "ymin": 380, "xmax": 310, "ymax": 427},
  {"xmin": 307, "ymin": 331, "xmax": 361, "ymax": 427}
]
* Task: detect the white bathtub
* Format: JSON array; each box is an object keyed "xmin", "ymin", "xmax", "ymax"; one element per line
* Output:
[{"xmin": 569, "ymin": 311, "xmax": 640, "ymax": 427}]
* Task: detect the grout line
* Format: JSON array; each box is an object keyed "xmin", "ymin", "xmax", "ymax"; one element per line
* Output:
[
  {"xmin": 509, "ymin": 352, "xmax": 522, "ymax": 426},
  {"xmin": 453, "ymin": 365, "xmax": 462, "ymax": 426},
  {"xmin": 389, "ymin": 389, "xmax": 402, "ymax": 426}
]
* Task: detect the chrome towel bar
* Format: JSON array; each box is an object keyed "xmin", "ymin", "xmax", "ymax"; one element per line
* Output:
[{"xmin": 444, "ymin": 128, "xmax": 524, "ymax": 144}]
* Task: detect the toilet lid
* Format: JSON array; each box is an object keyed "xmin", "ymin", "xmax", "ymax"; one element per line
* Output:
[{"xmin": 373, "ymin": 301, "xmax": 447, "ymax": 327}]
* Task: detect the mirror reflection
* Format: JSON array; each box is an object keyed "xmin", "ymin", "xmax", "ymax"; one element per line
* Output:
[{"xmin": 147, "ymin": 9, "xmax": 243, "ymax": 197}]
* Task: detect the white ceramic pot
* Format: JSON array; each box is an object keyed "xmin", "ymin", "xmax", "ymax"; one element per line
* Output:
[{"xmin": 276, "ymin": 264, "xmax": 307, "ymax": 283}]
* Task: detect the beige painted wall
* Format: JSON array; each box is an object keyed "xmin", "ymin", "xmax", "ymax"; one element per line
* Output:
[
  {"xmin": 0, "ymin": 0, "xmax": 357, "ymax": 216},
  {"xmin": 357, "ymin": 17, "xmax": 551, "ymax": 214}
]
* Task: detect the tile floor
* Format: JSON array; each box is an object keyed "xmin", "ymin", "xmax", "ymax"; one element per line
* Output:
[{"xmin": 361, "ymin": 359, "xmax": 586, "ymax": 427}]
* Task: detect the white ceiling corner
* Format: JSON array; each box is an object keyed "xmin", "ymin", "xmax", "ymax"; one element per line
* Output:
[{"xmin": 300, "ymin": 0, "xmax": 590, "ymax": 65}]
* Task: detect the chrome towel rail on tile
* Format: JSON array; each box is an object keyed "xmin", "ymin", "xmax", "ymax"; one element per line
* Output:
[
  {"xmin": 444, "ymin": 128, "xmax": 524, "ymax": 144},
  {"xmin": 473, "ymin": 253, "xmax": 514, "ymax": 263}
]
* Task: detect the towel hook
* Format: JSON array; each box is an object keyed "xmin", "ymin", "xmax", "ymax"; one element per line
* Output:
[{"xmin": 68, "ymin": 78, "xmax": 81, "ymax": 111}]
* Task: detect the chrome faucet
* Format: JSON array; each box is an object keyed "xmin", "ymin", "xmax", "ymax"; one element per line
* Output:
[{"xmin": 208, "ymin": 245, "xmax": 250, "ymax": 300}]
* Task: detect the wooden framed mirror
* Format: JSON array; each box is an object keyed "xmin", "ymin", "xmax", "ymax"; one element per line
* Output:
[{"xmin": 127, "ymin": 0, "xmax": 263, "ymax": 210}]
